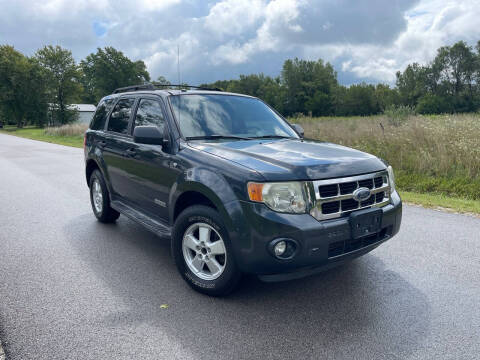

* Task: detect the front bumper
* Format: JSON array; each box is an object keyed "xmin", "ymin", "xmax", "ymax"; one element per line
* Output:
[{"xmin": 225, "ymin": 190, "xmax": 402, "ymax": 280}]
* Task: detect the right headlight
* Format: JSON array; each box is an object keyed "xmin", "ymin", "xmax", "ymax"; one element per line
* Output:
[
  {"xmin": 387, "ymin": 165, "xmax": 396, "ymax": 192},
  {"xmin": 247, "ymin": 181, "xmax": 307, "ymax": 213}
]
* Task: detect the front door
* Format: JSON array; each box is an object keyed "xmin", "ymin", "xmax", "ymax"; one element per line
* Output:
[{"xmin": 120, "ymin": 97, "xmax": 176, "ymax": 222}]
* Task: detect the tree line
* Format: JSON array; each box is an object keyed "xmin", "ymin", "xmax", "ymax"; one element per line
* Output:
[
  {"xmin": 1, "ymin": 40, "xmax": 479, "ymax": 127},
  {"xmin": 0, "ymin": 45, "xmax": 149, "ymax": 127},
  {"xmin": 203, "ymin": 40, "xmax": 480, "ymax": 117}
]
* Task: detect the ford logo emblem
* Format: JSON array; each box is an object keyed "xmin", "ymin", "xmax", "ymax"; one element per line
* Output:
[{"xmin": 353, "ymin": 187, "xmax": 371, "ymax": 202}]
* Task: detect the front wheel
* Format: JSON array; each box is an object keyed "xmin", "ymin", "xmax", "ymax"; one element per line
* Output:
[{"xmin": 172, "ymin": 205, "xmax": 241, "ymax": 296}]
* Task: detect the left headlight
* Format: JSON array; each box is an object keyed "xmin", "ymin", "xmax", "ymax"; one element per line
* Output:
[
  {"xmin": 247, "ymin": 181, "xmax": 307, "ymax": 213},
  {"xmin": 387, "ymin": 165, "xmax": 396, "ymax": 192}
]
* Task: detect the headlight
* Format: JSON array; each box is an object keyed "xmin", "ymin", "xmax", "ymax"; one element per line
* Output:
[
  {"xmin": 247, "ymin": 181, "xmax": 307, "ymax": 213},
  {"xmin": 387, "ymin": 165, "xmax": 395, "ymax": 192}
]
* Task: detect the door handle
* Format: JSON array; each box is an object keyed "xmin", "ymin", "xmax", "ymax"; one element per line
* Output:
[
  {"xmin": 125, "ymin": 148, "xmax": 137, "ymax": 157},
  {"xmin": 97, "ymin": 140, "xmax": 106, "ymax": 149}
]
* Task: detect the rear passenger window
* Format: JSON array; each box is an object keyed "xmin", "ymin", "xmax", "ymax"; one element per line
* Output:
[
  {"xmin": 134, "ymin": 99, "xmax": 165, "ymax": 132},
  {"xmin": 90, "ymin": 98, "xmax": 114, "ymax": 130},
  {"xmin": 107, "ymin": 98, "xmax": 135, "ymax": 135}
]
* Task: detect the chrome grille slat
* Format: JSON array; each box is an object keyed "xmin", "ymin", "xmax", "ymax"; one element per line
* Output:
[{"xmin": 310, "ymin": 171, "xmax": 391, "ymax": 221}]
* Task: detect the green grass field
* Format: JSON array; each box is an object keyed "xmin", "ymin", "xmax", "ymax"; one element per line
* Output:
[
  {"xmin": 291, "ymin": 113, "xmax": 480, "ymax": 214},
  {"xmin": 2, "ymin": 117, "xmax": 479, "ymax": 215},
  {"xmin": 0, "ymin": 125, "xmax": 84, "ymax": 148}
]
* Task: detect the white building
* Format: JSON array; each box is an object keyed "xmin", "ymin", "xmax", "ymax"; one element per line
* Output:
[{"xmin": 70, "ymin": 104, "xmax": 96, "ymax": 124}]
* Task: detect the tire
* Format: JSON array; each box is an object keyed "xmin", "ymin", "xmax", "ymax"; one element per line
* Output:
[
  {"xmin": 89, "ymin": 169, "xmax": 120, "ymax": 223},
  {"xmin": 172, "ymin": 205, "xmax": 241, "ymax": 296}
]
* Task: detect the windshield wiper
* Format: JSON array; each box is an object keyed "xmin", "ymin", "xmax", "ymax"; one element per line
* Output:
[
  {"xmin": 186, "ymin": 134, "xmax": 253, "ymax": 141},
  {"xmin": 250, "ymin": 135, "xmax": 296, "ymax": 139}
]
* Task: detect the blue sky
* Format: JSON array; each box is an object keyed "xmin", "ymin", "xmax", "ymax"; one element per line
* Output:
[{"xmin": 1, "ymin": 0, "xmax": 479, "ymax": 85}]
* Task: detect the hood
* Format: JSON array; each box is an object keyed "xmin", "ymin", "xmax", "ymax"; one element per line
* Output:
[{"xmin": 188, "ymin": 138, "xmax": 386, "ymax": 181}]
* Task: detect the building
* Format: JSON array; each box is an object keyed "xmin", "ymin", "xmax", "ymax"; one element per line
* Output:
[{"xmin": 70, "ymin": 104, "xmax": 96, "ymax": 124}]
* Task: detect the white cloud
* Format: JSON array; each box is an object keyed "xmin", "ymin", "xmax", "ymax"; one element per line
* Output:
[
  {"xmin": 0, "ymin": 0, "xmax": 478, "ymax": 85},
  {"xmin": 297, "ymin": 0, "xmax": 480, "ymax": 83},
  {"xmin": 204, "ymin": 0, "xmax": 266, "ymax": 37}
]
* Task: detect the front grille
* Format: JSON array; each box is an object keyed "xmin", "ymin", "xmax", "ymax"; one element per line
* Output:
[{"xmin": 310, "ymin": 171, "xmax": 391, "ymax": 220}]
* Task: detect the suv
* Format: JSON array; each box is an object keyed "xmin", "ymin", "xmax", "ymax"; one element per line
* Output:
[{"xmin": 84, "ymin": 84, "xmax": 402, "ymax": 296}]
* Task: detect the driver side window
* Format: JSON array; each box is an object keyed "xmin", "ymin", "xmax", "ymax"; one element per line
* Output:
[{"xmin": 134, "ymin": 99, "xmax": 165, "ymax": 133}]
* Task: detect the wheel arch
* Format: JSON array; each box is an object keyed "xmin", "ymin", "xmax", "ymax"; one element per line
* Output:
[
  {"xmin": 85, "ymin": 159, "xmax": 100, "ymax": 186},
  {"xmin": 170, "ymin": 177, "xmax": 237, "ymax": 230}
]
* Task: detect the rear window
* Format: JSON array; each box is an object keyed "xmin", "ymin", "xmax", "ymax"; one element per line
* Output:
[{"xmin": 90, "ymin": 98, "xmax": 114, "ymax": 130}]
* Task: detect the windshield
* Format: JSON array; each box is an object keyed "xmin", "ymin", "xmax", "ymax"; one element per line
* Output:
[{"xmin": 169, "ymin": 94, "xmax": 298, "ymax": 139}]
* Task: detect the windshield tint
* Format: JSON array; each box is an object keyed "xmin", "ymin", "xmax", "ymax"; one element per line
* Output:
[{"xmin": 169, "ymin": 94, "xmax": 298, "ymax": 139}]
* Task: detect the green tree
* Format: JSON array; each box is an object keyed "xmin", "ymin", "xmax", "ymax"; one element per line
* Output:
[
  {"xmin": 156, "ymin": 76, "xmax": 171, "ymax": 85},
  {"xmin": 0, "ymin": 45, "xmax": 48, "ymax": 127},
  {"xmin": 396, "ymin": 63, "xmax": 428, "ymax": 107},
  {"xmin": 281, "ymin": 58, "xmax": 337, "ymax": 116},
  {"xmin": 80, "ymin": 47, "xmax": 150, "ymax": 102},
  {"xmin": 35, "ymin": 45, "xmax": 82, "ymax": 125},
  {"xmin": 335, "ymin": 83, "xmax": 379, "ymax": 116}
]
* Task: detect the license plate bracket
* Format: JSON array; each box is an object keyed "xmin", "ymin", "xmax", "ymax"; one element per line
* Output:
[{"xmin": 350, "ymin": 207, "xmax": 383, "ymax": 239}]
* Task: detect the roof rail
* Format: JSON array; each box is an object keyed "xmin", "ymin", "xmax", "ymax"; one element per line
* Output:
[
  {"xmin": 113, "ymin": 83, "xmax": 222, "ymax": 94},
  {"xmin": 113, "ymin": 84, "xmax": 155, "ymax": 94}
]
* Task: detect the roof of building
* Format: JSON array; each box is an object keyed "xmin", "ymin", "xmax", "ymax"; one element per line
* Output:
[{"xmin": 69, "ymin": 104, "xmax": 96, "ymax": 112}]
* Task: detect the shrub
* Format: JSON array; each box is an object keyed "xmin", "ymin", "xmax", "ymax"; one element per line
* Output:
[
  {"xmin": 44, "ymin": 123, "xmax": 88, "ymax": 136},
  {"xmin": 416, "ymin": 94, "xmax": 452, "ymax": 114},
  {"xmin": 383, "ymin": 105, "xmax": 415, "ymax": 126}
]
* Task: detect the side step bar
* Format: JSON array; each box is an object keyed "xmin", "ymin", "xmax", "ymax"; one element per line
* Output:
[{"xmin": 111, "ymin": 200, "xmax": 172, "ymax": 238}]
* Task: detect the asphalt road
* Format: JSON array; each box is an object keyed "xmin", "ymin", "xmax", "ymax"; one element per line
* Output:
[{"xmin": 1, "ymin": 133, "xmax": 479, "ymax": 360}]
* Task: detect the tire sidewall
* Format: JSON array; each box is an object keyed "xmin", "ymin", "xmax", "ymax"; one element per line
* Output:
[
  {"xmin": 172, "ymin": 206, "xmax": 240, "ymax": 296},
  {"xmin": 89, "ymin": 170, "xmax": 109, "ymax": 220}
]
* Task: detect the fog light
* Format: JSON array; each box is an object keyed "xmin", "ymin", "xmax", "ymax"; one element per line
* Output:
[{"xmin": 274, "ymin": 241, "xmax": 287, "ymax": 256}]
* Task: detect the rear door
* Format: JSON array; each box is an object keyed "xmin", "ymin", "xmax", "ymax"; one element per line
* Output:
[{"xmin": 102, "ymin": 97, "xmax": 137, "ymax": 201}]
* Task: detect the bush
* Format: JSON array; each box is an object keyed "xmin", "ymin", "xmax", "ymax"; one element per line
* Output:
[
  {"xmin": 383, "ymin": 105, "xmax": 415, "ymax": 126},
  {"xmin": 416, "ymin": 94, "xmax": 452, "ymax": 114}
]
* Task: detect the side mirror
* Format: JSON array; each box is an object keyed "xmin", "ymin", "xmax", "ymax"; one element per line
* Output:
[
  {"xmin": 292, "ymin": 123, "xmax": 304, "ymax": 138},
  {"xmin": 133, "ymin": 126, "xmax": 164, "ymax": 145}
]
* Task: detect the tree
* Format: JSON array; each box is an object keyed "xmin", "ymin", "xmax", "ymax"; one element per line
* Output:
[
  {"xmin": 156, "ymin": 76, "xmax": 171, "ymax": 85},
  {"xmin": 35, "ymin": 45, "xmax": 82, "ymax": 125},
  {"xmin": 281, "ymin": 58, "xmax": 337, "ymax": 116},
  {"xmin": 0, "ymin": 45, "xmax": 48, "ymax": 127},
  {"xmin": 80, "ymin": 47, "xmax": 150, "ymax": 103},
  {"xmin": 396, "ymin": 63, "xmax": 428, "ymax": 107}
]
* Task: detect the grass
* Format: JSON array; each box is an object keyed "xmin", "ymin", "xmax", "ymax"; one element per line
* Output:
[
  {"xmin": 401, "ymin": 191, "xmax": 480, "ymax": 216},
  {"xmin": 0, "ymin": 124, "xmax": 85, "ymax": 148},
  {"xmin": 290, "ymin": 113, "xmax": 480, "ymax": 214}
]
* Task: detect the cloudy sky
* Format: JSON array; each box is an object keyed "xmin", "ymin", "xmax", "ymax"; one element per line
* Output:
[{"xmin": 1, "ymin": 0, "xmax": 479, "ymax": 85}]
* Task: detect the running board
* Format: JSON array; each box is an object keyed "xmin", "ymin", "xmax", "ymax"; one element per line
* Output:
[{"xmin": 111, "ymin": 200, "xmax": 172, "ymax": 238}]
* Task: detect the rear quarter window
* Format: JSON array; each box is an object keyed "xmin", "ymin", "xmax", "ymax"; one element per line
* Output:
[{"xmin": 90, "ymin": 98, "xmax": 115, "ymax": 130}]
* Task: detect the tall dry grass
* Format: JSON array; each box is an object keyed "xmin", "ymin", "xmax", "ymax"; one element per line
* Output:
[
  {"xmin": 291, "ymin": 113, "xmax": 480, "ymax": 199},
  {"xmin": 44, "ymin": 123, "xmax": 88, "ymax": 137}
]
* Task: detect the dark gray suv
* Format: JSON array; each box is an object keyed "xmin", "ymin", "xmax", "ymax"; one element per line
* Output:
[{"xmin": 84, "ymin": 84, "xmax": 402, "ymax": 296}]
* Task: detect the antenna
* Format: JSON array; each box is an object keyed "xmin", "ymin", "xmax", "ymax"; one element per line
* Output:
[{"xmin": 177, "ymin": 44, "xmax": 180, "ymax": 86}]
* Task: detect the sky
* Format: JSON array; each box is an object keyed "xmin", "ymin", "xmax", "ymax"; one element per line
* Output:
[{"xmin": 1, "ymin": 0, "xmax": 479, "ymax": 85}]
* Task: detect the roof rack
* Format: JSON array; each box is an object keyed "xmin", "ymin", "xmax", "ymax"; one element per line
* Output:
[{"xmin": 113, "ymin": 83, "xmax": 222, "ymax": 94}]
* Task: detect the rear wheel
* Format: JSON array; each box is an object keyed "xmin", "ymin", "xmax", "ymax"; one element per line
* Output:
[
  {"xmin": 89, "ymin": 169, "xmax": 120, "ymax": 223},
  {"xmin": 172, "ymin": 205, "xmax": 241, "ymax": 296}
]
